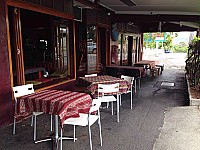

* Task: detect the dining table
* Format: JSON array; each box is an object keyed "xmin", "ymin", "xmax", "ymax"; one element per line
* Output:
[
  {"xmin": 134, "ymin": 60, "xmax": 158, "ymax": 69},
  {"xmin": 106, "ymin": 65, "xmax": 145, "ymax": 78},
  {"xmin": 15, "ymin": 89, "xmax": 92, "ymax": 150},
  {"xmin": 105, "ymin": 65, "xmax": 145, "ymax": 90},
  {"xmin": 78, "ymin": 75, "xmax": 130, "ymax": 98}
]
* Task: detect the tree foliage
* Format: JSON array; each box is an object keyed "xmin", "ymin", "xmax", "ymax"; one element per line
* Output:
[{"xmin": 143, "ymin": 32, "xmax": 177, "ymax": 50}]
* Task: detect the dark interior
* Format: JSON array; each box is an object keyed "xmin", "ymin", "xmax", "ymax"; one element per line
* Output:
[{"xmin": 9, "ymin": 8, "xmax": 72, "ymax": 89}]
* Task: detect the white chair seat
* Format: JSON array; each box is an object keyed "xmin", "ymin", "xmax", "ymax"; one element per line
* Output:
[
  {"xmin": 85, "ymin": 74, "xmax": 97, "ymax": 77},
  {"xmin": 63, "ymin": 113, "xmax": 99, "ymax": 127},
  {"xmin": 97, "ymin": 83, "xmax": 120, "ymax": 122},
  {"xmin": 61, "ymin": 99, "xmax": 102, "ymax": 150},
  {"xmin": 98, "ymin": 95, "xmax": 116, "ymax": 103},
  {"xmin": 13, "ymin": 84, "xmax": 53, "ymax": 142},
  {"xmin": 120, "ymin": 75, "xmax": 135, "ymax": 109},
  {"xmin": 125, "ymin": 90, "xmax": 131, "ymax": 94},
  {"xmin": 32, "ymin": 112, "xmax": 44, "ymax": 116}
]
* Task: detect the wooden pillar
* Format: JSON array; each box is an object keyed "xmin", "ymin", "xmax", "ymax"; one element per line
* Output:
[
  {"xmin": 135, "ymin": 37, "xmax": 138, "ymax": 63},
  {"xmin": 140, "ymin": 33, "xmax": 143, "ymax": 61},
  {"xmin": 11, "ymin": 7, "xmax": 25, "ymax": 85},
  {"xmin": 128, "ymin": 36, "xmax": 133, "ymax": 66},
  {"xmin": 0, "ymin": 0, "xmax": 13, "ymax": 127},
  {"xmin": 120, "ymin": 34, "xmax": 123, "ymax": 65}
]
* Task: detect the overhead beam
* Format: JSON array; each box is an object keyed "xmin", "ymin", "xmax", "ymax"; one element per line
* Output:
[
  {"xmin": 113, "ymin": 14, "xmax": 200, "ymax": 23},
  {"xmin": 120, "ymin": 0, "xmax": 136, "ymax": 6},
  {"xmin": 170, "ymin": 22, "xmax": 200, "ymax": 29},
  {"xmin": 75, "ymin": 0, "xmax": 114, "ymax": 13}
]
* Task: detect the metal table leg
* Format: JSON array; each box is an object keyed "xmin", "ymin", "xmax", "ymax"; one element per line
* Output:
[
  {"xmin": 34, "ymin": 115, "xmax": 59, "ymax": 150},
  {"xmin": 52, "ymin": 115, "xmax": 59, "ymax": 150}
]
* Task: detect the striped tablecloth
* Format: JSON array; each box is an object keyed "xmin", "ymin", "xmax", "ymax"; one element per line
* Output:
[
  {"xmin": 78, "ymin": 75, "xmax": 130, "ymax": 97},
  {"xmin": 15, "ymin": 90, "xmax": 92, "ymax": 126},
  {"xmin": 134, "ymin": 60, "xmax": 157, "ymax": 69},
  {"xmin": 106, "ymin": 65, "xmax": 145, "ymax": 77}
]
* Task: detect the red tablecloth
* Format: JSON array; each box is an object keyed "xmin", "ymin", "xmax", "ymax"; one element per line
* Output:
[
  {"xmin": 15, "ymin": 90, "xmax": 92, "ymax": 126},
  {"xmin": 78, "ymin": 75, "xmax": 130, "ymax": 97},
  {"xmin": 134, "ymin": 60, "xmax": 157, "ymax": 69},
  {"xmin": 106, "ymin": 65, "xmax": 145, "ymax": 77}
]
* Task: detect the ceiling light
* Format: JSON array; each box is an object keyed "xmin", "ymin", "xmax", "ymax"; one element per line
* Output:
[{"xmin": 120, "ymin": 0, "xmax": 136, "ymax": 6}]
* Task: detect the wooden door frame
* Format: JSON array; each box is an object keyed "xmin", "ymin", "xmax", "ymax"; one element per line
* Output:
[
  {"xmin": 10, "ymin": 7, "xmax": 25, "ymax": 85},
  {"xmin": 96, "ymin": 23, "xmax": 110, "ymax": 66},
  {"xmin": 6, "ymin": 4, "xmax": 76, "ymax": 91}
]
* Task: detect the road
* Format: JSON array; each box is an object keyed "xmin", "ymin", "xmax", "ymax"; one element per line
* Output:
[{"xmin": 143, "ymin": 49, "xmax": 187, "ymax": 69}]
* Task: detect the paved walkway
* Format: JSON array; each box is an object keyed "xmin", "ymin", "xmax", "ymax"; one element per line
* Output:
[
  {"xmin": 0, "ymin": 68, "xmax": 198, "ymax": 150},
  {"xmin": 154, "ymin": 106, "xmax": 200, "ymax": 150}
]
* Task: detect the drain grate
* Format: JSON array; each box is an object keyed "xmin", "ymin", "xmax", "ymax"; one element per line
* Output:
[{"xmin": 161, "ymin": 82, "xmax": 175, "ymax": 87}]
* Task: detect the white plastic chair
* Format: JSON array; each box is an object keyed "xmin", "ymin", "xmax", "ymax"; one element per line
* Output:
[
  {"xmin": 60, "ymin": 99, "xmax": 102, "ymax": 150},
  {"xmin": 12, "ymin": 84, "xmax": 53, "ymax": 141},
  {"xmin": 97, "ymin": 83, "xmax": 120, "ymax": 122},
  {"xmin": 85, "ymin": 73, "xmax": 98, "ymax": 77},
  {"xmin": 120, "ymin": 75, "xmax": 135, "ymax": 109}
]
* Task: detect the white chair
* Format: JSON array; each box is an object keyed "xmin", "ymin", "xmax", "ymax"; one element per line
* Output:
[
  {"xmin": 120, "ymin": 75, "xmax": 135, "ymax": 109},
  {"xmin": 85, "ymin": 73, "xmax": 98, "ymax": 77},
  {"xmin": 97, "ymin": 83, "xmax": 120, "ymax": 122},
  {"xmin": 12, "ymin": 84, "xmax": 53, "ymax": 141},
  {"xmin": 60, "ymin": 99, "xmax": 102, "ymax": 150}
]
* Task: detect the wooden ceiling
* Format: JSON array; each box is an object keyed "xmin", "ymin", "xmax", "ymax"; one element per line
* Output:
[
  {"xmin": 100, "ymin": 0, "xmax": 200, "ymax": 32},
  {"xmin": 75, "ymin": 0, "xmax": 200, "ymax": 32}
]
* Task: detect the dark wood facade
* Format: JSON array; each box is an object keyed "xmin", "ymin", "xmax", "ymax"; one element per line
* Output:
[
  {"xmin": 0, "ymin": 0, "xmax": 13, "ymax": 127},
  {"xmin": 0, "ymin": 0, "xmax": 143, "ymax": 127}
]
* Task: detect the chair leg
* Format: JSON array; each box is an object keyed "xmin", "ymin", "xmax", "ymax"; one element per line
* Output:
[
  {"xmin": 119, "ymin": 95, "xmax": 122, "ymax": 106},
  {"xmin": 13, "ymin": 117, "xmax": 16, "ymax": 134},
  {"xmin": 50, "ymin": 115, "xmax": 53, "ymax": 131},
  {"xmin": 74, "ymin": 125, "xmax": 76, "ymax": 142},
  {"xmin": 135, "ymin": 80, "xmax": 137, "ymax": 93},
  {"xmin": 111, "ymin": 102, "xmax": 114, "ymax": 115},
  {"xmin": 106, "ymin": 102, "xmax": 109, "ymax": 108},
  {"xmin": 117, "ymin": 95, "xmax": 120, "ymax": 122},
  {"xmin": 31, "ymin": 114, "xmax": 34, "ymax": 126},
  {"xmin": 98, "ymin": 118, "xmax": 103, "ymax": 146},
  {"xmin": 33, "ymin": 115, "xmax": 37, "ymax": 141},
  {"xmin": 131, "ymin": 89, "xmax": 133, "ymax": 110},
  {"xmin": 88, "ymin": 126, "xmax": 92, "ymax": 150},
  {"xmin": 60, "ymin": 128, "xmax": 63, "ymax": 150}
]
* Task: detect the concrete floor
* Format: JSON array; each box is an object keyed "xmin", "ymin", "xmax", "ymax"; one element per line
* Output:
[
  {"xmin": 153, "ymin": 106, "xmax": 200, "ymax": 150},
  {"xmin": 0, "ymin": 68, "xmax": 189, "ymax": 150}
]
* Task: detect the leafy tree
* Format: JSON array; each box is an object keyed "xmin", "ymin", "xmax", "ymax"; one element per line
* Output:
[
  {"xmin": 144, "ymin": 32, "xmax": 179, "ymax": 51},
  {"xmin": 143, "ymin": 33, "xmax": 156, "ymax": 49},
  {"xmin": 163, "ymin": 33, "xmax": 174, "ymax": 50}
]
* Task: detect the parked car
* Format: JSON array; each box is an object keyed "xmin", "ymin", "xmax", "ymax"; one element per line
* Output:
[
  {"xmin": 87, "ymin": 42, "xmax": 96, "ymax": 54},
  {"xmin": 164, "ymin": 49, "xmax": 172, "ymax": 53}
]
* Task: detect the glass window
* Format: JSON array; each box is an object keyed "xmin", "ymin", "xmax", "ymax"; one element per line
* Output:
[{"xmin": 87, "ymin": 25, "xmax": 97, "ymax": 73}]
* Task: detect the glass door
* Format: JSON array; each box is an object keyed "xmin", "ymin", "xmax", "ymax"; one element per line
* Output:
[
  {"xmin": 87, "ymin": 25, "xmax": 97, "ymax": 73},
  {"xmin": 54, "ymin": 24, "xmax": 70, "ymax": 69}
]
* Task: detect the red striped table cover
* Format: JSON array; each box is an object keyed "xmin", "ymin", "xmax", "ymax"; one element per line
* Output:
[
  {"xmin": 134, "ymin": 60, "xmax": 156, "ymax": 69},
  {"xmin": 106, "ymin": 65, "xmax": 145, "ymax": 77},
  {"xmin": 78, "ymin": 75, "xmax": 130, "ymax": 98},
  {"xmin": 15, "ymin": 90, "xmax": 92, "ymax": 126}
]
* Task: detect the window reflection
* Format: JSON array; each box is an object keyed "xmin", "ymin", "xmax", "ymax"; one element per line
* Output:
[{"xmin": 87, "ymin": 25, "xmax": 97, "ymax": 73}]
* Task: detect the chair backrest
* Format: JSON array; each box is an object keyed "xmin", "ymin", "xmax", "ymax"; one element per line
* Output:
[
  {"xmin": 85, "ymin": 74, "xmax": 98, "ymax": 77},
  {"xmin": 121, "ymin": 75, "xmax": 134, "ymax": 85},
  {"xmin": 13, "ymin": 84, "xmax": 34, "ymax": 99},
  {"xmin": 98, "ymin": 83, "xmax": 119, "ymax": 96},
  {"xmin": 89, "ymin": 99, "xmax": 101, "ymax": 113}
]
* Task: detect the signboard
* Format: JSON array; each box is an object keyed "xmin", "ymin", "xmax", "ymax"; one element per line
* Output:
[{"xmin": 154, "ymin": 33, "xmax": 166, "ymax": 42}]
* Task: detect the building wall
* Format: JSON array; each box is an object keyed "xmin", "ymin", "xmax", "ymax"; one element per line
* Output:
[
  {"xmin": 0, "ymin": 0, "xmax": 142, "ymax": 127},
  {"xmin": 0, "ymin": 0, "xmax": 13, "ymax": 127},
  {"xmin": 0, "ymin": 0, "xmax": 75, "ymax": 127}
]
